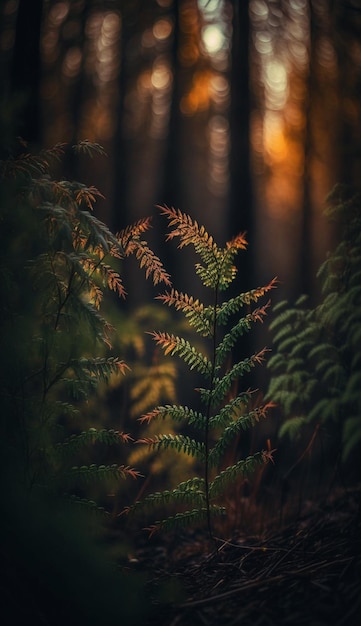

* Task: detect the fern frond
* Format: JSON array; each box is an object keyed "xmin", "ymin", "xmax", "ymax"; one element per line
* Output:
[
  {"xmin": 149, "ymin": 331, "xmax": 212, "ymax": 374},
  {"xmin": 139, "ymin": 404, "xmax": 207, "ymax": 429},
  {"xmin": 130, "ymin": 363, "xmax": 177, "ymax": 418},
  {"xmin": 216, "ymin": 278, "xmax": 277, "ymax": 325},
  {"xmin": 322, "ymin": 363, "xmax": 346, "ymax": 387},
  {"xmin": 66, "ymin": 464, "xmax": 141, "ymax": 485},
  {"xmin": 73, "ymin": 140, "xmax": 107, "ymax": 157},
  {"xmin": 137, "ymin": 434, "xmax": 205, "ymax": 460},
  {"xmin": 267, "ymin": 353, "xmax": 287, "ymax": 373},
  {"xmin": 208, "ymin": 452, "xmax": 269, "ymax": 499},
  {"xmin": 74, "ymin": 356, "xmax": 128, "ymax": 381},
  {"xmin": 124, "ymin": 477, "xmax": 206, "ymax": 517},
  {"xmin": 286, "ymin": 357, "xmax": 308, "ymax": 373},
  {"xmin": 145, "ymin": 505, "xmax": 226, "ymax": 536},
  {"xmin": 2, "ymin": 144, "xmax": 65, "ymax": 178},
  {"xmin": 342, "ymin": 416, "xmax": 361, "ymax": 461},
  {"xmin": 307, "ymin": 397, "xmax": 341, "ymax": 424},
  {"xmin": 118, "ymin": 218, "xmax": 171, "ymax": 286},
  {"xmin": 206, "ymin": 348, "xmax": 269, "ymax": 407},
  {"xmin": 345, "ymin": 371, "xmax": 361, "ymax": 394},
  {"xmin": 159, "ymin": 205, "xmax": 217, "ymax": 255},
  {"xmin": 79, "ymin": 255, "xmax": 126, "ymax": 300},
  {"xmin": 278, "ymin": 416, "xmax": 307, "ymax": 440},
  {"xmin": 216, "ymin": 303, "xmax": 271, "ymax": 365},
  {"xmin": 56, "ymin": 428, "xmax": 133, "ymax": 459},
  {"xmin": 209, "ymin": 403, "xmax": 275, "ymax": 465},
  {"xmin": 66, "ymin": 495, "xmax": 109, "ymax": 516},
  {"xmin": 156, "ymin": 290, "xmax": 211, "ymax": 336},
  {"xmin": 77, "ymin": 209, "xmax": 120, "ymax": 256},
  {"xmin": 209, "ymin": 391, "xmax": 253, "ymax": 429},
  {"xmin": 75, "ymin": 185, "xmax": 105, "ymax": 210},
  {"xmin": 216, "ymin": 233, "xmax": 248, "ymax": 291},
  {"xmin": 127, "ymin": 239, "xmax": 172, "ymax": 286},
  {"xmin": 67, "ymin": 297, "xmax": 114, "ymax": 348}
]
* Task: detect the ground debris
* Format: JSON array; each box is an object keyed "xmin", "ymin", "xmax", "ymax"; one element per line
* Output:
[{"xmin": 131, "ymin": 486, "xmax": 361, "ymax": 625}]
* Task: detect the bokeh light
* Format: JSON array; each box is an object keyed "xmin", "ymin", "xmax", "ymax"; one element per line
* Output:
[{"xmin": 201, "ymin": 25, "xmax": 225, "ymax": 55}]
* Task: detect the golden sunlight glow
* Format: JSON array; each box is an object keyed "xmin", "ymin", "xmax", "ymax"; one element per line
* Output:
[
  {"xmin": 151, "ymin": 63, "xmax": 172, "ymax": 90},
  {"xmin": 263, "ymin": 112, "xmax": 288, "ymax": 163},
  {"xmin": 180, "ymin": 70, "xmax": 212, "ymax": 115},
  {"xmin": 264, "ymin": 60, "xmax": 288, "ymax": 110},
  {"xmin": 202, "ymin": 25, "xmax": 225, "ymax": 54}
]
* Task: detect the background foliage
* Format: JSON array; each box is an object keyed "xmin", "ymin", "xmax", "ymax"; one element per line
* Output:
[{"xmin": 267, "ymin": 187, "xmax": 361, "ymax": 473}]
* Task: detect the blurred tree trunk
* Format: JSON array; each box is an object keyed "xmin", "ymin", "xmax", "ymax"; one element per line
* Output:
[
  {"xmin": 299, "ymin": 0, "xmax": 315, "ymax": 298},
  {"xmin": 64, "ymin": 1, "xmax": 92, "ymax": 181},
  {"xmin": 113, "ymin": 0, "xmax": 148, "ymax": 233},
  {"xmin": 229, "ymin": 0, "xmax": 253, "ymax": 289},
  {"xmin": 332, "ymin": 1, "xmax": 361, "ymax": 191},
  {"xmin": 113, "ymin": 3, "xmax": 131, "ymax": 232},
  {"xmin": 159, "ymin": 0, "xmax": 183, "ymax": 283},
  {"xmin": 228, "ymin": 0, "xmax": 256, "ymax": 397},
  {"xmin": 11, "ymin": 0, "xmax": 43, "ymax": 146},
  {"xmin": 162, "ymin": 0, "xmax": 182, "ymax": 210}
]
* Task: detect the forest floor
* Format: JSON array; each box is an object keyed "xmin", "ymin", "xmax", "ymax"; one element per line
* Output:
[{"xmin": 127, "ymin": 484, "xmax": 361, "ymax": 626}]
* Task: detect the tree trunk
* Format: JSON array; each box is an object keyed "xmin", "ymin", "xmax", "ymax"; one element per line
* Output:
[
  {"xmin": 11, "ymin": 0, "xmax": 43, "ymax": 146},
  {"xmin": 229, "ymin": 0, "xmax": 252, "ymax": 269}
]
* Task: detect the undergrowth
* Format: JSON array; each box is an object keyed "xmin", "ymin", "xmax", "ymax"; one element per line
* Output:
[
  {"xmin": 0, "ymin": 141, "xmax": 170, "ymax": 511},
  {"xmin": 124, "ymin": 205, "xmax": 277, "ymax": 537},
  {"xmin": 267, "ymin": 186, "xmax": 361, "ymax": 471}
]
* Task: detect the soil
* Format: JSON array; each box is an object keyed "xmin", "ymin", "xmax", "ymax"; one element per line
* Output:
[{"xmin": 127, "ymin": 485, "xmax": 361, "ymax": 626}]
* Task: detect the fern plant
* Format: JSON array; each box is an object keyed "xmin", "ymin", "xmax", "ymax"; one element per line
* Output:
[
  {"xmin": 124, "ymin": 205, "xmax": 276, "ymax": 536},
  {"xmin": 267, "ymin": 186, "xmax": 361, "ymax": 464},
  {"xmin": 0, "ymin": 141, "xmax": 170, "ymax": 508}
]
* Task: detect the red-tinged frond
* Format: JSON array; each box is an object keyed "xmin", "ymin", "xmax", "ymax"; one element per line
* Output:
[
  {"xmin": 118, "ymin": 432, "xmax": 134, "ymax": 443},
  {"xmin": 102, "ymin": 321, "xmax": 115, "ymax": 349},
  {"xmin": 144, "ymin": 523, "xmax": 161, "ymax": 537},
  {"xmin": 82, "ymin": 258, "xmax": 127, "ymax": 300},
  {"xmin": 253, "ymin": 401, "xmax": 277, "ymax": 421},
  {"xmin": 73, "ymin": 140, "xmax": 107, "ymax": 157},
  {"xmin": 119, "ymin": 506, "xmax": 131, "ymax": 516},
  {"xmin": 252, "ymin": 347, "xmax": 271, "ymax": 366},
  {"xmin": 260, "ymin": 401, "xmax": 277, "ymax": 416},
  {"xmin": 262, "ymin": 443, "xmax": 276, "ymax": 465},
  {"xmin": 136, "ymin": 436, "xmax": 159, "ymax": 445},
  {"xmin": 75, "ymin": 186, "xmax": 105, "ymax": 209},
  {"xmin": 156, "ymin": 290, "xmax": 204, "ymax": 314},
  {"xmin": 138, "ymin": 408, "xmax": 161, "ymax": 424},
  {"xmin": 243, "ymin": 277, "xmax": 279, "ymax": 305},
  {"xmin": 226, "ymin": 232, "xmax": 248, "ymax": 250},
  {"xmin": 132, "ymin": 241, "xmax": 172, "ymax": 286},
  {"xmin": 119, "ymin": 465, "xmax": 143, "ymax": 479},
  {"xmin": 118, "ymin": 222, "xmax": 172, "ymax": 286},
  {"xmin": 148, "ymin": 331, "xmax": 178, "ymax": 355},
  {"xmin": 89, "ymin": 283, "xmax": 103, "ymax": 309},
  {"xmin": 101, "ymin": 265, "xmax": 126, "ymax": 298},
  {"xmin": 157, "ymin": 204, "xmax": 215, "ymax": 250},
  {"xmin": 42, "ymin": 142, "xmax": 67, "ymax": 161},
  {"xmin": 51, "ymin": 180, "xmax": 73, "ymax": 203},
  {"xmin": 117, "ymin": 217, "xmax": 153, "ymax": 247},
  {"xmin": 115, "ymin": 360, "xmax": 130, "ymax": 376},
  {"xmin": 251, "ymin": 300, "xmax": 271, "ymax": 323},
  {"xmin": 109, "ymin": 243, "xmax": 123, "ymax": 260}
]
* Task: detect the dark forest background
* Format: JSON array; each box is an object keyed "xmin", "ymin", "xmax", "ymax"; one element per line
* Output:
[{"xmin": 2, "ymin": 0, "xmax": 360, "ymax": 303}]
